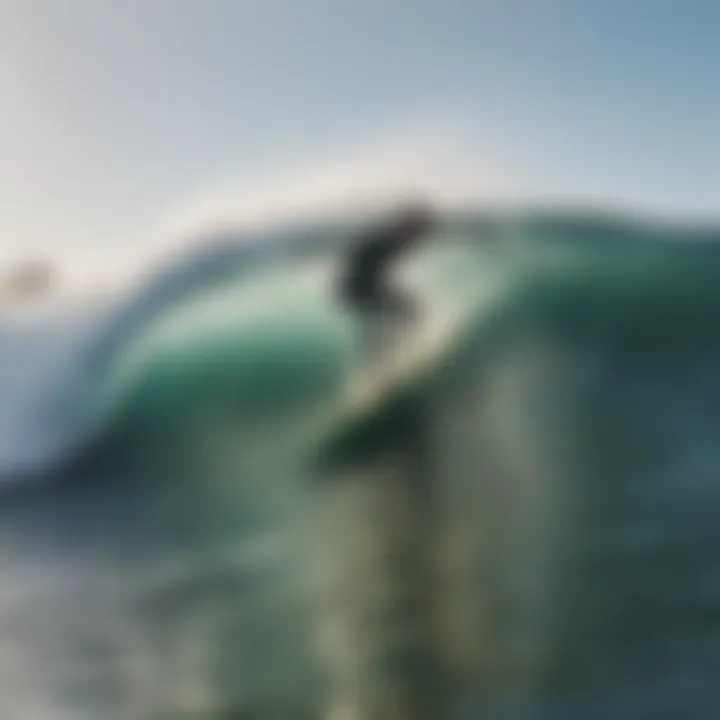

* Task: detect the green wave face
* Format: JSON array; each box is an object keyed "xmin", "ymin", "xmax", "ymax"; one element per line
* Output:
[{"xmin": 3, "ymin": 214, "xmax": 720, "ymax": 717}]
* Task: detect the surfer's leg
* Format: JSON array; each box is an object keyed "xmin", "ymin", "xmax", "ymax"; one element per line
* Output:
[
  {"xmin": 344, "ymin": 288, "xmax": 387, "ymax": 368},
  {"xmin": 344, "ymin": 284, "xmax": 412, "ymax": 372},
  {"xmin": 373, "ymin": 290, "xmax": 419, "ymax": 372},
  {"xmin": 357, "ymin": 311, "xmax": 377, "ymax": 365},
  {"xmin": 370, "ymin": 294, "xmax": 411, "ymax": 371}
]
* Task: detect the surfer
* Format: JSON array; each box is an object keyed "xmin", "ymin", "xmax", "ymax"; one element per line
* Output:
[
  {"xmin": 338, "ymin": 202, "xmax": 436, "ymax": 320},
  {"xmin": 338, "ymin": 202, "xmax": 437, "ymax": 365}
]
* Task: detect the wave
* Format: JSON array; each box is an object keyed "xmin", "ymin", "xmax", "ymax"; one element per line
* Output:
[
  {"xmin": 307, "ymin": 214, "xmax": 720, "ymax": 716},
  {"xmin": 3, "ymin": 205, "xmax": 719, "ymax": 479},
  {"xmin": 0, "ymin": 223, "xmax": 353, "ymax": 477},
  {"xmin": 0, "ymin": 205, "xmax": 509, "ymax": 478},
  {"xmin": 3, "ymin": 207, "xmax": 720, "ymax": 715}
]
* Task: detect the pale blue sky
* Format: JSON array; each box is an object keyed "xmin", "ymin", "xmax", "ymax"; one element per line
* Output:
[{"xmin": 1, "ymin": 0, "xmax": 719, "ymax": 262}]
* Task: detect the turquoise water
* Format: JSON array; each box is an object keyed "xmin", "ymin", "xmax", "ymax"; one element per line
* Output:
[{"xmin": 1, "ymin": 212, "xmax": 720, "ymax": 717}]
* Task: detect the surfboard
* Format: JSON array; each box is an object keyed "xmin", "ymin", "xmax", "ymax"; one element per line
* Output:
[
  {"xmin": 341, "ymin": 297, "xmax": 474, "ymax": 420},
  {"xmin": 312, "ymin": 279, "xmax": 501, "ymax": 470}
]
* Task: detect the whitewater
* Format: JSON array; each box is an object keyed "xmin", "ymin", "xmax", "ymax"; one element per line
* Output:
[{"xmin": 1, "ymin": 210, "xmax": 720, "ymax": 718}]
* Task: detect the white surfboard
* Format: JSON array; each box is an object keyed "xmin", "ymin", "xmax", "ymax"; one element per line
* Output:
[
  {"xmin": 346, "ymin": 303, "xmax": 468, "ymax": 402},
  {"xmin": 324, "ymin": 279, "xmax": 501, "ymax": 435}
]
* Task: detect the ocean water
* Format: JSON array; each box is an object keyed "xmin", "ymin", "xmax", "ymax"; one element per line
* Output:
[{"xmin": 1, "ymin": 211, "xmax": 720, "ymax": 718}]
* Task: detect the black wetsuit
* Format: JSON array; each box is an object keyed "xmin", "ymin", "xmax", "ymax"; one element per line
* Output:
[{"xmin": 339, "ymin": 226, "xmax": 413, "ymax": 315}]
